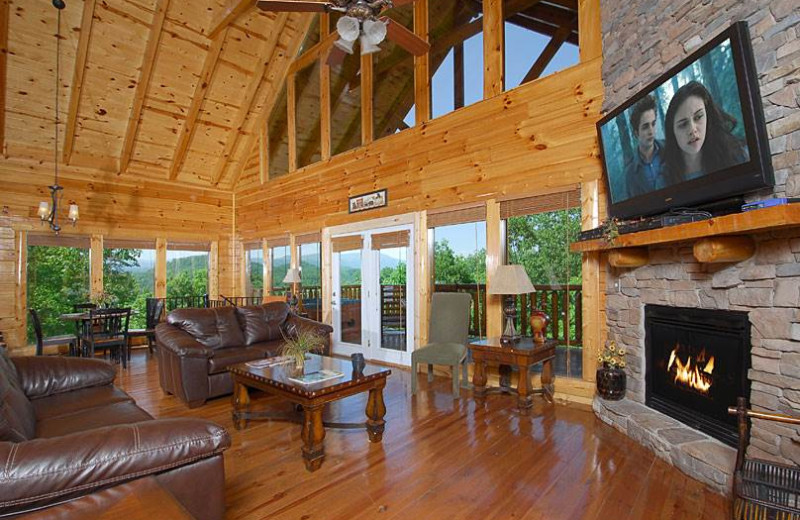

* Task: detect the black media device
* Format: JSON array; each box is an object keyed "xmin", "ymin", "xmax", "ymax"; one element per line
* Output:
[{"xmin": 597, "ymin": 22, "xmax": 773, "ymax": 220}]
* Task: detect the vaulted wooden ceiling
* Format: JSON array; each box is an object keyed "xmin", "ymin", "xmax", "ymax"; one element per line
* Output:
[{"xmin": 2, "ymin": 0, "xmax": 309, "ymax": 190}]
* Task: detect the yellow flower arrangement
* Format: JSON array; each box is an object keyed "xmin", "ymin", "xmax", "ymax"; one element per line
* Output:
[{"xmin": 598, "ymin": 340, "xmax": 626, "ymax": 370}]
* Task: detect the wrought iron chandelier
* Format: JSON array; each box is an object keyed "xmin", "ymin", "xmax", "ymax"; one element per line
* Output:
[{"xmin": 37, "ymin": 0, "xmax": 78, "ymax": 234}]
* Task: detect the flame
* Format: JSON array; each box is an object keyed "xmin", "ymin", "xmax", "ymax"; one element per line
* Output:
[{"xmin": 666, "ymin": 345, "xmax": 714, "ymax": 394}]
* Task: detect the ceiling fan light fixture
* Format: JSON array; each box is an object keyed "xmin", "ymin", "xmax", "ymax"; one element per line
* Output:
[
  {"xmin": 334, "ymin": 36, "xmax": 356, "ymax": 54},
  {"xmin": 359, "ymin": 34, "xmax": 382, "ymax": 55},
  {"xmin": 361, "ymin": 18, "xmax": 387, "ymax": 45},
  {"xmin": 336, "ymin": 15, "xmax": 361, "ymax": 42}
]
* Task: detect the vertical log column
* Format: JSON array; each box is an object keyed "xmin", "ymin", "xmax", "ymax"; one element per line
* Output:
[
  {"xmin": 262, "ymin": 238, "xmax": 270, "ymax": 302},
  {"xmin": 413, "ymin": 0, "xmax": 430, "ymax": 124},
  {"xmin": 13, "ymin": 230, "xmax": 27, "ymax": 352},
  {"xmin": 209, "ymin": 240, "xmax": 220, "ymax": 301},
  {"xmin": 485, "ymin": 199, "xmax": 502, "ymax": 338},
  {"xmin": 414, "ymin": 211, "xmax": 429, "ymax": 349},
  {"xmin": 321, "ymin": 228, "xmax": 332, "ymax": 325},
  {"xmin": 155, "ymin": 238, "xmax": 167, "ymax": 299},
  {"xmin": 483, "ymin": 0, "xmax": 504, "ymax": 99},
  {"xmin": 89, "ymin": 235, "xmax": 103, "ymax": 299}
]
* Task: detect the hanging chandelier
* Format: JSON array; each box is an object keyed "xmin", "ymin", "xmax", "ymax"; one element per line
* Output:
[{"xmin": 37, "ymin": 0, "xmax": 78, "ymax": 234}]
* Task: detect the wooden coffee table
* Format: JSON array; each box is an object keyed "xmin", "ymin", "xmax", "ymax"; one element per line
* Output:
[
  {"xmin": 469, "ymin": 338, "xmax": 556, "ymax": 414},
  {"xmin": 228, "ymin": 355, "xmax": 391, "ymax": 472}
]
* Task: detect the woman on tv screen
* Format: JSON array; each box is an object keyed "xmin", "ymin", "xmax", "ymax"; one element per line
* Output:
[{"xmin": 663, "ymin": 80, "xmax": 749, "ymax": 185}]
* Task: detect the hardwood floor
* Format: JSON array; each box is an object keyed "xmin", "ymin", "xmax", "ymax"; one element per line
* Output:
[{"xmin": 116, "ymin": 351, "xmax": 730, "ymax": 520}]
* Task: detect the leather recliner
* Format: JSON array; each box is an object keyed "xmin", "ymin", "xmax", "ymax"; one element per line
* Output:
[
  {"xmin": 155, "ymin": 302, "xmax": 333, "ymax": 408},
  {"xmin": 0, "ymin": 347, "xmax": 231, "ymax": 519}
]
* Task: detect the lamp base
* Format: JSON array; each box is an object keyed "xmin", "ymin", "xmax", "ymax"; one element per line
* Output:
[{"xmin": 501, "ymin": 295, "xmax": 520, "ymax": 346}]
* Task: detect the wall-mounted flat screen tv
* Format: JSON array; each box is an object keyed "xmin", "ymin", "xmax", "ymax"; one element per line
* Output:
[{"xmin": 597, "ymin": 22, "xmax": 773, "ymax": 220}]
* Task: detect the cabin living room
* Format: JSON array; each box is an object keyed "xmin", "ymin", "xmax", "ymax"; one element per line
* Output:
[{"xmin": 1, "ymin": 0, "xmax": 799, "ymax": 518}]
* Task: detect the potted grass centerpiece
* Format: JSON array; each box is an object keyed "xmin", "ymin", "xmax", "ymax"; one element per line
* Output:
[{"xmin": 281, "ymin": 327, "xmax": 326, "ymax": 376}]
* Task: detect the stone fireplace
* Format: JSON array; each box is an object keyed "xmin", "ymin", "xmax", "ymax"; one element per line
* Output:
[
  {"xmin": 645, "ymin": 305, "xmax": 750, "ymax": 446},
  {"xmin": 594, "ymin": 0, "xmax": 799, "ymax": 495}
]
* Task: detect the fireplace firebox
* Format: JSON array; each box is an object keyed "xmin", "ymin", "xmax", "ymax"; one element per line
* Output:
[{"xmin": 645, "ymin": 305, "xmax": 750, "ymax": 447}]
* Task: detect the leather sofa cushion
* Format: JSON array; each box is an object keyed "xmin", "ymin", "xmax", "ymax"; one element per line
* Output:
[
  {"xmin": 168, "ymin": 307, "xmax": 245, "ymax": 350},
  {"xmin": 32, "ymin": 385, "xmax": 134, "ymax": 421},
  {"xmin": 235, "ymin": 303, "xmax": 289, "ymax": 345},
  {"xmin": 0, "ymin": 349, "xmax": 35, "ymax": 442},
  {"xmin": 207, "ymin": 347, "xmax": 267, "ymax": 375},
  {"xmin": 248, "ymin": 340, "xmax": 284, "ymax": 358},
  {"xmin": 36, "ymin": 400, "xmax": 153, "ymax": 439}
]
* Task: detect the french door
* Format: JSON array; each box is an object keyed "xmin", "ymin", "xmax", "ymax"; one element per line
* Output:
[{"xmin": 331, "ymin": 224, "xmax": 414, "ymax": 366}]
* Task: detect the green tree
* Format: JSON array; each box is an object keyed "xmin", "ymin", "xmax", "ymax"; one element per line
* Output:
[
  {"xmin": 507, "ymin": 209, "xmax": 582, "ymax": 285},
  {"xmin": 433, "ymin": 239, "xmax": 486, "ymax": 284},
  {"xmin": 104, "ymin": 248, "xmax": 152, "ymax": 329},
  {"xmin": 380, "ymin": 263, "xmax": 407, "ymax": 284}
]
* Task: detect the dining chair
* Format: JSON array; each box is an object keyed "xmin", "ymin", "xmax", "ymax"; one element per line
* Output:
[
  {"xmin": 73, "ymin": 302, "xmax": 98, "ymax": 313},
  {"xmin": 80, "ymin": 308, "xmax": 131, "ymax": 368},
  {"xmin": 29, "ymin": 309, "xmax": 77, "ymax": 356},
  {"xmin": 411, "ymin": 292, "xmax": 473, "ymax": 398},
  {"xmin": 127, "ymin": 298, "xmax": 165, "ymax": 357}
]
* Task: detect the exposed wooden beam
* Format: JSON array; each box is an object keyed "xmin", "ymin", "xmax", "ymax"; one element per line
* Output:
[
  {"xmin": 119, "ymin": 0, "xmax": 170, "ymax": 174},
  {"xmin": 287, "ymin": 72, "xmax": 297, "ymax": 171},
  {"xmin": 361, "ymin": 53, "xmax": 373, "ymax": 146},
  {"xmin": 454, "ymin": 43, "xmax": 464, "ymax": 109},
  {"xmin": 168, "ymin": 30, "xmax": 227, "ymax": 181},
  {"xmin": 62, "ymin": 0, "xmax": 98, "ymax": 165},
  {"xmin": 258, "ymin": 123, "xmax": 268, "ymax": 184},
  {"xmin": 208, "ymin": 0, "xmax": 256, "ymax": 40},
  {"xmin": 227, "ymin": 14, "xmax": 323, "ymax": 186},
  {"xmin": 211, "ymin": 13, "xmax": 288, "ymax": 186},
  {"xmin": 0, "ymin": 0, "xmax": 8, "ymax": 156},
  {"xmin": 413, "ymin": 0, "xmax": 430, "ymax": 124},
  {"xmin": 520, "ymin": 17, "xmax": 574, "ymax": 84},
  {"xmin": 578, "ymin": 0, "xmax": 601, "ymax": 61},
  {"xmin": 320, "ymin": 12, "xmax": 331, "ymax": 161}
]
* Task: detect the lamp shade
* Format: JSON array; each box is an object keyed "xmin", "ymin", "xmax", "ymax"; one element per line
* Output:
[
  {"xmin": 282, "ymin": 267, "xmax": 301, "ymax": 284},
  {"xmin": 488, "ymin": 265, "xmax": 535, "ymax": 295}
]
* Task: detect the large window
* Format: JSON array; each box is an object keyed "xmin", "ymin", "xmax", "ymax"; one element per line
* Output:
[
  {"xmin": 503, "ymin": 1, "xmax": 579, "ymax": 90},
  {"xmin": 103, "ymin": 241, "xmax": 156, "ymax": 329},
  {"xmin": 298, "ymin": 238, "xmax": 321, "ymax": 320},
  {"xmin": 430, "ymin": 207, "xmax": 487, "ymax": 339},
  {"xmin": 244, "ymin": 244, "xmax": 264, "ymax": 299},
  {"xmin": 430, "ymin": 1, "xmax": 484, "ymax": 119},
  {"xmin": 270, "ymin": 243, "xmax": 290, "ymax": 294},
  {"xmin": 166, "ymin": 244, "xmax": 209, "ymax": 299},
  {"xmin": 26, "ymin": 236, "xmax": 90, "ymax": 342},
  {"xmin": 503, "ymin": 193, "xmax": 582, "ymax": 377}
]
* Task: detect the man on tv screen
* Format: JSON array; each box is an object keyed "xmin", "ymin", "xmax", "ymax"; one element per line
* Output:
[{"xmin": 623, "ymin": 95, "xmax": 665, "ymax": 200}]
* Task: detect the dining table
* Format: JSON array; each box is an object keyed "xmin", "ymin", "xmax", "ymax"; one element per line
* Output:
[{"xmin": 58, "ymin": 309, "xmax": 137, "ymax": 357}]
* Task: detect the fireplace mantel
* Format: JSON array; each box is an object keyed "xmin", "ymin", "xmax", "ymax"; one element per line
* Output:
[{"xmin": 570, "ymin": 205, "xmax": 800, "ymax": 266}]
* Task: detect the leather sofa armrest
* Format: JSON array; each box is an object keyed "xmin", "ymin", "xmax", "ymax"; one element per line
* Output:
[
  {"xmin": 0, "ymin": 418, "xmax": 230, "ymax": 515},
  {"xmin": 11, "ymin": 357, "xmax": 116, "ymax": 399},
  {"xmin": 156, "ymin": 323, "xmax": 213, "ymax": 359},
  {"xmin": 285, "ymin": 314, "xmax": 334, "ymax": 337}
]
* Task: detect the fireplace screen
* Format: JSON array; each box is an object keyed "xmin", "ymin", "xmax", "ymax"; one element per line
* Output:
[{"xmin": 645, "ymin": 305, "xmax": 750, "ymax": 446}]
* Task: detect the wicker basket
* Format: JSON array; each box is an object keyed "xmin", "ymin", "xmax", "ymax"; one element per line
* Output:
[{"xmin": 596, "ymin": 367, "xmax": 626, "ymax": 401}]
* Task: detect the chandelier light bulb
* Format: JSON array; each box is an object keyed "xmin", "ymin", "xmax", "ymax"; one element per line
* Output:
[
  {"xmin": 68, "ymin": 203, "xmax": 79, "ymax": 223},
  {"xmin": 38, "ymin": 202, "xmax": 50, "ymax": 220},
  {"xmin": 361, "ymin": 19, "xmax": 387, "ymax": 45},
  {"xmin": 334, "ymin": 37, "xmax": 356, "ymax": 55},
  {"xmin": 360, "ymin": 34, "xmax": 382, "ymax": 55}
]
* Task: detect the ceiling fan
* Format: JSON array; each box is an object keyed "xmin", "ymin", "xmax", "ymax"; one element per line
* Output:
[{"xmin": 256, "ymin": 0, "xmax": 430, "ymax": 66}]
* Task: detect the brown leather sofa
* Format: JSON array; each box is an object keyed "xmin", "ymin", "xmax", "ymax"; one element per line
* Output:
[
  {"xmin": 156, "ymin": 303, "xmax": 333, "ymax": 408},
  {"xmin": 0, "ymin": 347, "xmax": 231, "ymax": 519}
]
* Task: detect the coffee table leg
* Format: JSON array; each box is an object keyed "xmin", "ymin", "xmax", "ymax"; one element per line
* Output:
[
  {"xmin": 499, "ymin": 364, "xmax": 513, "ymax": 391},
  {"xmin": 301, "ymin": 405, "xmax": 326, "ymax": 471},
  {"xmin": 366, "ymin": 386, "xmax": 386, "ymax": 443},
  {"xmin": 232, "ymin": 380, "xmax": 250, "ymax": 430},
  {"xmin": 517, "ymin": 364, "xmax": 533, "ymax": 414},
  {"xmin": 542, "ymin": 358, "xmax": 555, "ymax": 403},
  {"xmin": 473, "ymin": 358, "xmax": 487, "ymax": 404}
]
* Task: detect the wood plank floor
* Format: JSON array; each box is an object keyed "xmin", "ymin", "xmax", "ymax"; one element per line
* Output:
[{"xmin": 115, "ymin": 351, "xmax": 730, "ymax": 520}]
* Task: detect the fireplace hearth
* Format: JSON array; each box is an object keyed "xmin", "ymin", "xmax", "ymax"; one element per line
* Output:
[{"xmin": 645, "ymin": 305, "xmax": 750, "ymax": 447}]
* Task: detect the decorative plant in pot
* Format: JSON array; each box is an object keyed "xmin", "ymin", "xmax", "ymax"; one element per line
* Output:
[
  {"xmin": 596, "ymin": 340, "xmax": 627, "ymax": 400},
  {"xmin": 280, "ymin": 326, "xmax": 326, "ymax": 376},
  {"xmin": 89, "ymin": 292, "xmax": 118, "ymax": 308}
]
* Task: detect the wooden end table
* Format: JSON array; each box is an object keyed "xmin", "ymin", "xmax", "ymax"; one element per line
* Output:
[
  {"xmin": 469, "ymin": 338, "xmax": 556, "ymax": 414},
  {"xmin": 228, "ymin": 355, "xmax": 391, "ymax": 472}
]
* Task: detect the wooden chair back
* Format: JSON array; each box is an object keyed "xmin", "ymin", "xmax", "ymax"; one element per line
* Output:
[{"xmin": 29, "ymin": 309, "xmax": 45, "ymax": 356}]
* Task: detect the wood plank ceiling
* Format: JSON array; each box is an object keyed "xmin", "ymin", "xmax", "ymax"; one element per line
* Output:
[{"xmin": 3, "ymin": 0, "xmax": 308, "ymax": 190}]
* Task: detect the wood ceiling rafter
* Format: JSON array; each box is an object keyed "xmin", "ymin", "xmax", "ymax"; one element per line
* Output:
[
  {"xmin": 168, "ymin": 29, "xmax": 228, "ymax": 182},
  {"xmin": 62, "ymin": 0, "xmax": 98, "ymax": 165},
  {"xmin": 521, "ymin": 14, "xmax": 576, "ymax": 84},
  {"xmin": 119, "ymin": 0, "xmax": 171, "ymax": 174},
  {"xmin": 0, "ymin": 0, "xmax": 8, "ymax": 156},
  {"xmin": 208, "ymin": 0, "xmax": 257, "ymax": 39},
  {"xmin": 211, "ymin": 12, "xmax": 290, "ymax": 186}
]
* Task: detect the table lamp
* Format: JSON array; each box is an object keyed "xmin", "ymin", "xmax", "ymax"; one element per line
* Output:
[
  {"xmin": 282, "ymin": 267, "xmax": 302, "ymax": 312},
  {"xmin": 488, "ymin": 265, "xmax": 535, "ymax": 345}
]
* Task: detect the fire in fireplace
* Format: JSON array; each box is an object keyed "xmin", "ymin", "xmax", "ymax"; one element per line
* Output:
[{"xmin": 645, "ymin": 305, "xmax": 750, "ymax": 447}]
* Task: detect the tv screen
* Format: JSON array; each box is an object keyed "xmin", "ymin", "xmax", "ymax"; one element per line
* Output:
[{"xmin": 597, "ymin": 22, "xmax": 773, "ymax": 220}]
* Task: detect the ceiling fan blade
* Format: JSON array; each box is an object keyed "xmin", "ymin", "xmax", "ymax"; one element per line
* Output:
[
  {"xmin": 327, "ymin": 43, "xmax": 348, "ymax": 67},
  {"xmin": 256, "ymin": 1, "xmax": 331, "ymax": 12},
  {"xmin": 390, "ymin": 0, "xmax": 417, "ymax": 6},
  {"xmin": 383, "ymin": 17, "xmax": 430, "ymax": 56}
]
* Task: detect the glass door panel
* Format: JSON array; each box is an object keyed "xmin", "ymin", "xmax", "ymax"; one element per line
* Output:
[
  {"xmin": 379, "ymin": 246, "xmax": 408, "ymax": 353},
  {"xmin": 332, "ymin": 244, "xmax": 364, "ymax": 356}
]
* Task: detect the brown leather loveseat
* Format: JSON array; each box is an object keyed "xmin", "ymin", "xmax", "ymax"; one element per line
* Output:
[
  {"xmin": 156, "ymin": 302, "xmax": 333, "ymax": 408},
  {"xmin": 0, "ymin": 347, "xmax": 230, "ymax": 519}
]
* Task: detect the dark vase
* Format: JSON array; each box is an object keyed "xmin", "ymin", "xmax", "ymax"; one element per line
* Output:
[{"xmin": 596, "ymin": 366, "xmax": 626, "ymax": 400}]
